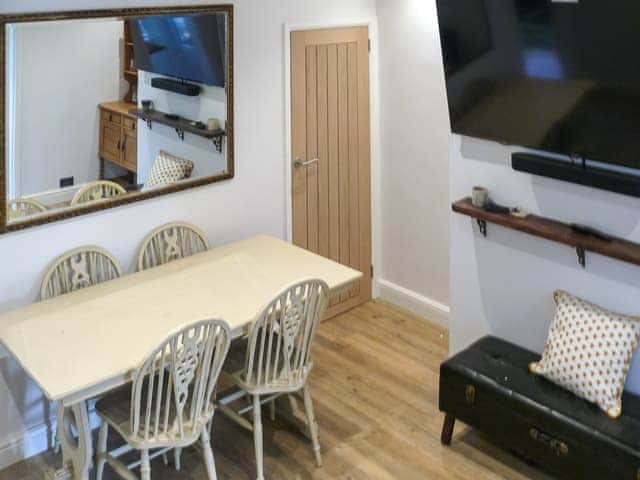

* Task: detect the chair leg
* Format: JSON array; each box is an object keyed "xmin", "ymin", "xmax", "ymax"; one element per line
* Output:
[
  {"xmin": 201, "ymin": 427, "xmax": 218, "ymax": 480},
  {"xmin": 52, "ymin": 429, "xmax": 60, "ymax": 454},
  {"xmin": 174, "ymin": 447, "xmax": 182, "ymax": 471},
  {"xmin": 253, "ymin": 395, "xmax": 265, "ymax": 480},
  {"xmin": 95, "ymin": 421, "xmax": 109, "ymax": 480},
  {"xmin": 302, "ymin": 385, "xmax": 322, "ymax": 467},
  {"xmin": 140, "ymin": 449, "xmax": 151, "ymax": 480}
]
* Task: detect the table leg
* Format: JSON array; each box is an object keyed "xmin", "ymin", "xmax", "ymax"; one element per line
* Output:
[{"xmin": 55, "ymin": 401, "xmax": 93, "ymax": 480}]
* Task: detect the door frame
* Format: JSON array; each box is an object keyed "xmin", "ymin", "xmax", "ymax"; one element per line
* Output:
[{"xmin": 283, "ymin": 18, "xmax": 381, "ymax": 298}]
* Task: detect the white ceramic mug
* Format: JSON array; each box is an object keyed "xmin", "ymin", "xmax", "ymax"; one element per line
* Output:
[
  {"xmin": 207, "ymin": 118, "xmax": 221, "ymax": 131},
  {"xmin": 471, "ymin": 186, "xmax": 489, "ymax": 208}
]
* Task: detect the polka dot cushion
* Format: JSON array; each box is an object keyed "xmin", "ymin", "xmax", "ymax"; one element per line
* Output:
[
  {"xmin": 144, "ymin": 150, "xmax": 194, "ymax": 189},
  {"xmin": 529, "ymin": 291, "xmax": 640, "ymax": 418}
]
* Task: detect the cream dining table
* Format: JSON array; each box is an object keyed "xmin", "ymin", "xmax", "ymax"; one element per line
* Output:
[{"xmin": 0, "ymin": 235, "xmax": 362, "ymax": 480}]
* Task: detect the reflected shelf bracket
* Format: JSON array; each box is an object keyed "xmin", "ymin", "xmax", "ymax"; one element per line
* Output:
[{"xmin": 212, "ymin": 136, "xmax": 223, "ymax": 154}]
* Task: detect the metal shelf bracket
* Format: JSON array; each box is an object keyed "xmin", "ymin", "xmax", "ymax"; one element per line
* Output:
[{"xmin": 576, "ymin": 246, "xmax": 586, "ymax": 268}]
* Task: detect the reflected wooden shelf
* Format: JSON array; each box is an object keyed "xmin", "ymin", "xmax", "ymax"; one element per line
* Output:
[
  {"xmin": 129, "ymin": 108, "xmax": 226, "ymax": 153},
  {"xmin": 452, "ymin": 197, "xmax": 640, "ymax": 268}
]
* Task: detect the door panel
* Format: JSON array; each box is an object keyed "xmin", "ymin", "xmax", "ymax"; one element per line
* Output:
[
  {"xmin": 101, "ymin": 123, "xmax": 121, "ymax": 164},
  {"xmin": 122, "ymin": 129, "xmax": 137, "ymax": 172},
  {"xmin": 291, "ymin": 27, "xmax": 371, "ymax": 318}
]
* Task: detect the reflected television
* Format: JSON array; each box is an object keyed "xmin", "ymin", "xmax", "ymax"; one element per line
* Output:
[{"xmin": 130, "ymin": 13, "xmax": 227, "ymax": 87}]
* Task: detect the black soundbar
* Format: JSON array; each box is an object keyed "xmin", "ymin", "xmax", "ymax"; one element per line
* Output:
[
  {"xmin": 512, "ymin": 153, "xmax": 640, "ymax": 198},
  {"xmin": 151, "ymin": 77, "xmax": 201, "ymax": 96}
]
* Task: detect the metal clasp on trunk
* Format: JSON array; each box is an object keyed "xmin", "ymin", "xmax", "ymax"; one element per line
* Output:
[{"xmin": 465, "ymin": 385, "xmax": 476, "ymax": 404}]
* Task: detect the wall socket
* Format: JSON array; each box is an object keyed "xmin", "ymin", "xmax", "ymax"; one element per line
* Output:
[{"xmin": 59, "ymin": 176, "xmax": 74, "ymax": 188}]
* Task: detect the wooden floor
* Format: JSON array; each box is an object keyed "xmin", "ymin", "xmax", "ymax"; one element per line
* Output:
[{"xmin": 0, "ymin": 300, "xmax": 552, "ymax": 480}]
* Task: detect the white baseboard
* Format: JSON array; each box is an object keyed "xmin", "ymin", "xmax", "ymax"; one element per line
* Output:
[
  {"xmin": 377, "ymin": 278, "xmax": 450, "ymax": 327},
  {"xmin": 0, "ymin": 408, "xmax": 101, "ymax": 470},
  {"xmin": 0, "ymin": 420, "xmax": 53, "ymax": 469}
]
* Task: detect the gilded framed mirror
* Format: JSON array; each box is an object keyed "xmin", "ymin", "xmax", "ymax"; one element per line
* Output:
[{"xmin": 0, "ymin": 5, "xmax": 234, "ymax": 233}]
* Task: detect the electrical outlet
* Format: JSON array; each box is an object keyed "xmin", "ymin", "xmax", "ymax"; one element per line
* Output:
[{"xmin": 60, "ymin": 176, "xmax": 74, "ymax": 188}]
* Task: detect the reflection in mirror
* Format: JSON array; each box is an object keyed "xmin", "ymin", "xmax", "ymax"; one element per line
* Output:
[{"xmin": 5, "ymin": 11, "xmax": 230, "ymax": 225}]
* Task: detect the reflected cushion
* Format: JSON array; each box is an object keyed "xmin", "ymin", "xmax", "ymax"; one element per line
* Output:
[
  {"xmin": 529, "ymin": 290, "xmax": 640, "ymax": 418},
  {"xmin": 144, "ymin": 150, "xmax": 194, "ymax": 189}
]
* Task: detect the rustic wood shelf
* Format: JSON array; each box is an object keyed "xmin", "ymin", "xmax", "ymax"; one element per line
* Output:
[
  {"xmin": 129, "ymin": 108, "xmax": 226, "ymax": 153},
  {"xmin": 452, "ymin": 197, "xmax": 640, "ymax": 268}
]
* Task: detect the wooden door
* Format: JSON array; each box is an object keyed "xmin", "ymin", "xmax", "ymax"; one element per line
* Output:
[{"xmin": 291, "ymin": 27, "xmax": 372, "ymax": 318}]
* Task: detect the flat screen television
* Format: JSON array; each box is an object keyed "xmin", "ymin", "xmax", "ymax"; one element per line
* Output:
[
  {"xmin": 436, "ymin": 0, "xmax": 640, "ymax": 171},
  {"xmin": 130, "ymin": 13, "xmax": 226, "ymax": 87}
]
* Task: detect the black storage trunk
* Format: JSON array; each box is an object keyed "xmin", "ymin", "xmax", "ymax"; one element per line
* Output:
[{"xmin": 439, "ymin": 336, "xmax": 640, "ymax": 480}]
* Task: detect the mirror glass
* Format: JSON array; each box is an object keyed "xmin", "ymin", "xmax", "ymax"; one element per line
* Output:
[{"xmin": 5, "ymin": 10, "xmax": 232, "ymax": 226}]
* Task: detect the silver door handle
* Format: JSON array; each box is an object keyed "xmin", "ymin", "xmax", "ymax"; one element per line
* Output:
[{"xmin": 294, "ymin": 158, "xmax": 319, "ymax": 168}]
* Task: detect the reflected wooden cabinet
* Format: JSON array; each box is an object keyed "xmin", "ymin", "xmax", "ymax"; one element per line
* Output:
[{"xmin": 99, "ymin": 101, "xmax": 137, "ymax": 181}]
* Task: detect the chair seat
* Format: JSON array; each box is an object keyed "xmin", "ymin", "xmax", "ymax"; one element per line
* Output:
[
  {"xmin": 96, "ymin": 384, "xmax": 137, "ymax": 441},
  {"xmin": 224, "ymin": 337, "xmax": 249, "ymax": 375},
  {"xmin": 223, "ymin": 336, "xmax": 313, "ymax": 396},
  {"xmin": 96, "ymin": 381, "xmax": 213, "ymax": 449}
]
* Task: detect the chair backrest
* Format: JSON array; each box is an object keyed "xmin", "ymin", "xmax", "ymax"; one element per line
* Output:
[
  {"xmin": 40, "ymin": 246, "xmax": 123, "ymax": 300},
  {"xmin": 7, "ymin": 198, "xmax": 47, "ymax": 221},
  {"xmin": 137, "ymin": 222, "xmax": 210, "ymax": 271},
  {"xmin": 70, "ymin": 181, "xmax": 127, "ymax": 206},
  {"xmin": 130, "ymin": 319, "xmax": 231, "ymax": 447},
  {"xmin": 242, "ymin": 279, "xmax": 329, "ymax": 394}
]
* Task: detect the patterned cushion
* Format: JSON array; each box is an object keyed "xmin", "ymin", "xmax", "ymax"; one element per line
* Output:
[
  {"xmin": 529, "ymin": 290, "xmax": 640, "ymax": 418},
  {"xmin": 144, "ymin": 151, "xmax": 194, "ymax": 189}
]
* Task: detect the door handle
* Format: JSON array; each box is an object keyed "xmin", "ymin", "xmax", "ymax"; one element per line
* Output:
[{"xmin": 294, "ymin": 158, "xmax": 319, "ymax": 168}]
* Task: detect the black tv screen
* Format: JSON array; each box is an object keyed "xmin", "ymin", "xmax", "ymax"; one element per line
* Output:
[
  {"xmin": 436, "ymin": 0, "xmax": 640, "ymax": 170},
  {"xmin": 130, "ymin": 13, "xmax": 226, "ymax": 87}
]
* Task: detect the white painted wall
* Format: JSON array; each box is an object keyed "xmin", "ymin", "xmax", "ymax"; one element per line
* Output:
[
  {"xmin": 450, "ymin": 135, "xmax": 640, "ymax": 396},
  {"xmin": 10, "ymin": 19, "xmax": 124, "ymax": 197},
  {"xmin": 375, "ymin": 0, "xmax": 451, "ymax": 325},
  {"xmin": 430, "ymin": 3, "xmax": 640, "ymax": 399},
  {"xmin": 136, "ymin": 71, "xmax": 227, "ymax": 183},
  {"xmin": 0, "ymin": 0, "xmax": 377, "ymax": 467}
]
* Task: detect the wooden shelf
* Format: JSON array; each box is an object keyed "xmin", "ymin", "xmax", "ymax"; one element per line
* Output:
[
  {"xmin": 129, "ymin": 108, "xmax": 226, "ymax": 153},
  {"xmin": 452, "ymin": 197, "xmax": 640, "ymax": 268}
]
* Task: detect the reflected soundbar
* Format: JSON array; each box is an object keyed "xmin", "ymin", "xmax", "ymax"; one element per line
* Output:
[
  {"xmin": 512, "ymin": 153, "xmax": 640, "ymax": 198},
  {"xmin": 151, "ymin": 77, "xmax": 201, "ymax": 96}
]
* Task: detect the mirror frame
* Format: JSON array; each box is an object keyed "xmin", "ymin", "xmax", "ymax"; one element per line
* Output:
[{"xmin": 0, "ymin": 4, "xmax": 234, "ymax": 233}]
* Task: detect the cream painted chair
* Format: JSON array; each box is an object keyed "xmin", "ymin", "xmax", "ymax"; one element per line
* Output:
[
  {"xmin": 137, "ymin": 222, "xmax": 210, "ymax": 271},
  {"xmin": 70, "ymin": 180, "xmax": 127, "ymax": 206},
  {"xmin": 40, "ymin": 246, "xmax": 123, "ymax": 301},
  {"xmin": 7, "ymin": 198, "xmax": 47, "ymax": 221},
  {"xmin": 95, "ymin": 319, "xmax": 231, "ymax": 480},
  {"xmin": 218, "ymin": 279, "xmax": 329, "ymax": 480},
  {"xmin": 41, "ymin": 245, "xmax": 123, "ymax": 452}
]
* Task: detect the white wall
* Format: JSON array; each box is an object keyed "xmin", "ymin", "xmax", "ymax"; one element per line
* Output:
[
  {"xmin": 433, "ymin": 3, "xmax": 640, "ymax": 400},
  {"xmin": 375, "ymin": 0, "xmax": 451, "ymax": 325},
  {"xmin": 10, "ymin": 19, "xmax": 124, "ymax": 197},
  {"xmin": 450, "ymin": 135, "xmax": 640, "ymax": 396},
  {"xmin": 136, "ymin": 71, "xmax": 227, "ymax": 183},
  {"xmin": 0, "ymin": 0, "xmax": 377, "ymax": 467}
]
